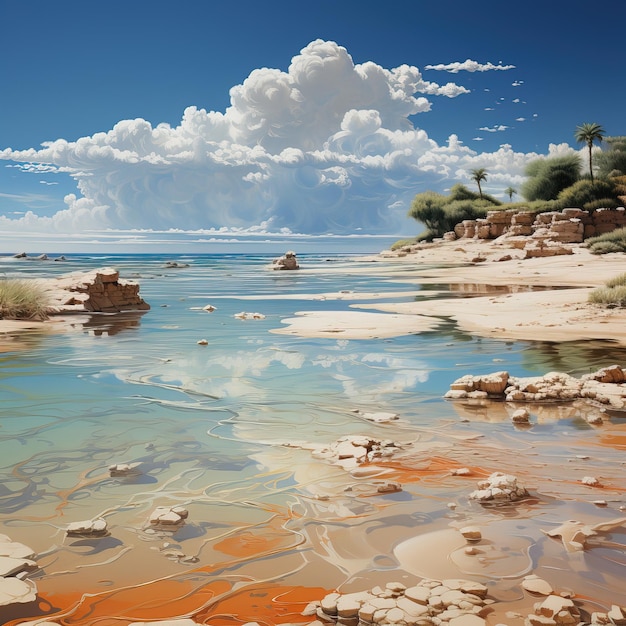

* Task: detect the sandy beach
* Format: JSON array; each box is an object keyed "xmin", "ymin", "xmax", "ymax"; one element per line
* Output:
[{"xmin": 274, "ymin": 240, "xmax": 626, "ymax": 345}]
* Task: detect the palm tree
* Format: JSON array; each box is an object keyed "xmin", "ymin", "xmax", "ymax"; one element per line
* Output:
[
  {"xmin": 574, "ymin": 122, "xmax": 605, "ymax": 183},
  {"xmin": 504, "ymin": 186, "xmax": 517, "ymax": 202},
  {"xmin": 470, "ymin": 168, "xmax": 488, "ymax": 199}
]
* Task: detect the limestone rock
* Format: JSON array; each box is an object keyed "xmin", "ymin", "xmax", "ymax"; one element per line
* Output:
[
  {"xmin": 148, "ymin": 506, "xmax": 189, "ymax": 530},
  {"xmin": 109, "ymin": 462, "xmax": 142, "ymax": 477},
  {"xmin": 0, "ymin": 576, "xmax": 37, "ymax": 607},
  {"xmin": 272, "ymin": 250, "xmax": 299, "ymax": 270},
  {"xmin": 469, "ymin": 472, "xmax": 528, "ymax": 503},
  {"xmin": 45, "ymin": 267, "xmax": 150, "ymax": 313},
  {"xmin": 522, "ymin": 575, "xmax": 554, "ymax": 596},
  {"xmin": 66, "ymin": 518, "xmax": 109, "ymax": 538},
  {"xmin": 460, "ymin": 526, "xmax": 482, "ymax": 542},
  {"xmin": 234, "ymin": 311, "xmax": 266, "ymax": 320}
]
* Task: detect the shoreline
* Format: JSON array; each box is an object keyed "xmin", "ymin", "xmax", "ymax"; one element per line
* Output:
[
  {"xmin": 275, "ymin": 240, "xmax": 626, "ymax": 345},
  {"xmin": 5, "ymin": 241, "xmax": 626, "ymax": 348}
]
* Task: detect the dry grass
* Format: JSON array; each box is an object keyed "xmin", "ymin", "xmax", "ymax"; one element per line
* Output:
[{"xmin": 0, "ymin": 279, "xmax": 50, "ymax": 320}]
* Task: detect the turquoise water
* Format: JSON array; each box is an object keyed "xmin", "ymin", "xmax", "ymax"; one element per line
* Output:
[{"xmin": 1, "ymin": 253, "xmax": 625, "ymax": 624}]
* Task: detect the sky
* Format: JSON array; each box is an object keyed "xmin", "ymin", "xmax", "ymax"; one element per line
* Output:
[{"xmin": 0, "ymin": 0, "xmax": 624, "ymax": 254}]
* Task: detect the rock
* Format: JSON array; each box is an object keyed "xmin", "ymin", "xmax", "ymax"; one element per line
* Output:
[
  {"xmin": 608, "ymin": 605, "xmax": 626, "ymax": 626},
  {"xmin": 0, "ymin": 535, "xmax": 36, "ymax": 561},
  {"xmin": 148, "ymin": 506, "xmax": 188, "ymax": 530},
  {"xmin": 581, "ymin": 476, "xmax": 601, "ymax": 486},
  {"xmin": 469, "ymin": 472, "xmax": 528, "ymax": 503},
  {"xmin": 66, "ymin": 518, "xmax": 108, "ymax": 537},
  {"xmin": 460, "ymin": 526, "xmax": 482, "ymax": 542},
  {"xmin": 0, "ymin": 556, "xmax": 37, "ymax": 578},
  {"xmin": 375, "ymin": 481, "xmax": 402, "ymax": 494},
  {"xmin": 522, "ymin": 575, "xmax": 554, "ymax": 596},
  {"xmin": 197, "ymin": 339, "xmax": 208, "ymax": 345},
  {"xmin": 451, "ymin": 467, "xmax": 472, "ymax": 476},
  {"xmin": 234, "ymin": 311, "xmax": 266, "ymax": 320},
  {"xmin": 45, "ymin": 267, "xmax": 150, "ymax": 313},
  {"xmin": 512, "ymin": 408, "xmax": 531, "ymax": 423},
  {"xmin": 109, "ymin": 462, "xmax": 142, "ymax": 477},
  {"xmin": 0, "ymin": 577, "xmax": 37, "ymax": 607},
  {"xmin": 202, "ymin": 304, "xmax": 217, "ymax": 312},
  {"xmin": 357, "ymin": 410, "xmax": 399, "ymax": 423},
  {"xmin": 272, "ymin": 250, "xmax": 299, "ymax": 270}
]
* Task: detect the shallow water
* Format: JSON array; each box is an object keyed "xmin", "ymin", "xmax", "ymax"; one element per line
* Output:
[{"xmin": 0, "ymin": 253, "xmax": 625, "ymax": 625}]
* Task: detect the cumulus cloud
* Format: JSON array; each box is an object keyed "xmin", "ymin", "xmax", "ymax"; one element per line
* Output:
[
  {"xmin": 424, "ymin": 59, "xmax": 515, "ymax": 73},
  {"xmin": 0, "ymin": 40, "xmax": 540, "ymax": 237}
]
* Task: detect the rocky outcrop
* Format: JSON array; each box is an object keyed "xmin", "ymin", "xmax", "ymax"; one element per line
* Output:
[
  {"xmin": 468, "ymin": 472, "xmax": 529, "ymax": 503},
  {"xmin": 452, "ymin": 207, "xmax": 626, "ymax": 245},
  {"xmin": 45, "ymin": 267, "xmax": 150, "ymax": 314},
  {"xmin": 446, "ymin": 365, "xmax": 626, "ymax": 408},
  {"xmin": 272, "ymin": 250, "xmax": 299, "ymax": 270}
]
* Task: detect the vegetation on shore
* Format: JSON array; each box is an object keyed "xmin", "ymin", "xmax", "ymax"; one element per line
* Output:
[
  {"xmin": 589, "ymin": 272, "xmax": 626, "ymax": 307},
  {"xmin": 0, "ymin": 279, "xmax": 49, "ymax": 320},
  {"xmin": 406, "ymin": 124, "xmax": 626, "ymax": 244},
  {"xmin": 586, "ymin": 227, "xmax": 626, "ymax": 255}
]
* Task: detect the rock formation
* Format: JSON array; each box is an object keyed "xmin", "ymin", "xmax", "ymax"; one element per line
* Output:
[
  {"xmin": 45, "ymin": 267, "xmax": 150, "ymax": 314},
  {"xmin": 445, "ymin": 364, "xmax": 626, "ymax": 409},
  {"xmin": 272, "ymin": 250, "xmax": 299, "ymax": 270}
]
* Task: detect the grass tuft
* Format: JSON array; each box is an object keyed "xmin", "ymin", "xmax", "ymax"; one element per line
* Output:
[
  {"xmin": 586, "ymin": 227, "xmax": 626, "ymax": 254},
  {"xmin": 0, "ymin": 279, "xmax": 50, "ymax": 320}
]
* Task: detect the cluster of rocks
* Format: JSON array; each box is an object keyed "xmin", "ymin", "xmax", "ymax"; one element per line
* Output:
[
  {"xmin": 311, "ymin": 436, "xmax": 402, "ymax": 471},
  {"xmin": 445, "ymin": 364, "xmax": 626, "ymax": 409},
  {"xmin": 45, "ymin": 267, "xmax": 150, "ymax": 314},
  {"xmin": 0, "ymin": 534, "xmax": 38, "ymax": 608},
  {"xmin": 451, "ymin": 207, "xmax": 626, "ymax": 244},
  {"xmin": 468, "ymin": 472, "xmax": 529, "ymax": 503},
  {"xmin": 234, "ymin": 311, "xmax": 266, "ymax": 320},
  {"xmin": 307, "ymin": 579, "xmax": 492, "ymax": 626},
  {"xmin": 11, "ymin": 252, "xmax": 66, "ymax": 261},
  {"xmin": 272, "ymin": 250, "xmax": 299, "ymax": 270}
]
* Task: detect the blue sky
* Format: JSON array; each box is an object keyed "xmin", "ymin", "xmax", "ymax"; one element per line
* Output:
[{"xmin": 0, "ymin": 0, "xmax": 624, "ymax": 253}]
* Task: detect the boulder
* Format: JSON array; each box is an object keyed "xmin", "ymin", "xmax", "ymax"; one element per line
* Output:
[{"xmin": 272, "ymin": 250, "xmax": 299, "ymax": 270}]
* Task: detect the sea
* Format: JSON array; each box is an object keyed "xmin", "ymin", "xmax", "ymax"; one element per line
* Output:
[{"xmin": 0, "ymin": 251, "xmax": 625, "ymax": 625}]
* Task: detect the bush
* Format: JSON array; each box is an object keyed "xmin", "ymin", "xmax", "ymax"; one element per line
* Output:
[
  {"xmin": 0, "ymin": 279, "xmax": 49, "ymax": 320},
  {"xmin": 583, "ymin": 198, "xmax": 620, "ymax": 211},
  {"xmin": 408, "ymin": 185, "xmax": 497, "ymax": 238},
  {"xmin": 521, "ymin": 155, "xmax": 582, "ymax": 201},
  {"xmin": 589, "ymin": 285, "xmax": 626, "ymax": 307},
  {"xmin": 605, "ymin": 272, "xmax": 626, "ymax": 288},
  {"xmin": 586, "ymin": 227, "xmax": 626, "ymax": 254},
  {"xmin": 556, "ymin": 179, "xmax": 616, "ymax": 210}
]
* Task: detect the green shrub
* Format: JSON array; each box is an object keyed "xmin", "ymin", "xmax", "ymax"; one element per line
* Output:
[
  {"xmin": 589, "ymin": 285, "xmax": 626, "ymax": 307},
  {"xmin": 0, "ymin": 279, "xmax": 49, "ymax": 320},
  {"xmin": 556, "ymin": 179, "xmax": 616, "ymax": 210},
  {"xmin": 586, "ymin": 227, "xmax": 626, "ymax": 254},
  {"xmin": 521, "ymin": 155, "xmax": 582, "ymax": 201}
]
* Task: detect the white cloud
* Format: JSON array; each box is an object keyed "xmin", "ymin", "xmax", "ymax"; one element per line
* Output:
[
  {"xmin": 0, "ymin": 40, "xmax": 543, "ymax": 239},
  {"xmin": 424, "ymin": 59, "xmax": 515, "ymax": 73},
  {"xmin": 516, "ymin": 117, "xmax": 526, "ymax": 122},
  {"xmin": 478, "ymin": 125, "xmax": 509, "ymax": 133},
  {"xmin": 512, "ymin": 80, "xmax": 524, "ymax": 86}
]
